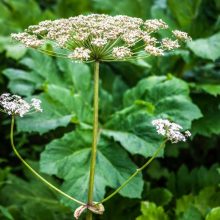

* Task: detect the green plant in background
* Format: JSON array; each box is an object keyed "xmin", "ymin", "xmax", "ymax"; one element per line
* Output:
[
  {"xmin": 0, "ymin": 1, "xmax": 220, "ymax": 220},
  {"xmin": 0, "ymin": 14, "xmax": 194, "ymax": 220}
]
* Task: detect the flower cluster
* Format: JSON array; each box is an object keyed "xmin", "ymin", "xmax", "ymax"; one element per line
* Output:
[
  {"xmin": 0, "ymin": 93, "xmax": 42, "ymax": 117},
  {"xmin": 11, "ymin": 14, "xmax": 191, "ymax": 62},
  {"xmin": 152, "ymin": 119, "xmax": 191, "ymax": 143}
]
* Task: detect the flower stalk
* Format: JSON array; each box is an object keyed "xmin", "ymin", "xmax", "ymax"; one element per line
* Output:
[
  {"xmin": 10, "ymin": 115, "xmax": 85, "ymax": 206},
  {"xmin": 87, "ymin": 61, "xmax": 100, "ymax": 220}
]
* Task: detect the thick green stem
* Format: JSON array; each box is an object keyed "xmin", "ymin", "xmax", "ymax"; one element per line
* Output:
[
  {"xmin": 10, "ymin": 116, "xmax": 85, "ymax": 206},
  {"xmin": 99, "ymin": 140, "xmax": 167, "ymax": 204},
  {"xmin": 86, "ymin": 61, "xmax": 100, "ymax": 220}
]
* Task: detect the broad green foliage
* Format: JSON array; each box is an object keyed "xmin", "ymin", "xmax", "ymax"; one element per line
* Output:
[
  {"xmin": 0, "ymin": 205, "xmax": 14, "ymax": 220},
  {"xmin": 188, "ymin": 32, "xmax": 220, "ymax": 61},
  {"xmin": 168, "ymin": 0, "xmax": 202, "ymax": 30},
  {"xmin": 40, "ymin": 129, "xmax": 143, "ymax": 208},
  {"xmin": 146, "ymin": 187, "xmax": 173, "ymax": 206},
  {"xmin": 206, "ymin": 207, "xmax": 220, "ymax": 220},
  {"xmin": 192, "ymin": 95, "xmax": 220, "ymax": 137},
  {"xmin": 3, "ymin": 50, "xmax": 93, "ymax": 134},
  {"xmin": 124, "ymin": 75, "xmax": 202, "ymax": 128},
  {"xmin": 166, "ymin": 164, "xmax": 220, "ymax": 196},
  {"xmin": 0, "ymin": 0, "xmax": 54, "ymax": 60},
  {"xmin": 102, "ymin": 75, "xmax": 201, "ymax": 156},
  {"xmin": 136, "ymin": 201, "xmax": 169, "ymax": 220},
  {"xmin": 3, "ymin": 52, "xmax": 202, "ymax": 208},
  {"xmin": 93, "ymin": 0, "xmax": 153, "ymax": 19},
  {"xmin": 0, "ymin": 167, "xmax": 72, "ymax": 220},
  {"xmin": 193, "ymin": 84, "xmax": 220, "ymax": 97},
  {"xmin": 176, "ymin": 187, "xmax": 220, "ymax": 219}
]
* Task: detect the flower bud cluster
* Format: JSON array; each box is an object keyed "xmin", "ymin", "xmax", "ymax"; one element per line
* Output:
[
  {"xmin": 152, "ymin": 119, "xmax": 191, "ymax": 143},
  {"xmin": 11, "ymin": 14, "xmax": 191, "ymax": 62},
  {"xmin": 0, "ymin": 93, "xmax": 42, "ymax": 117}
]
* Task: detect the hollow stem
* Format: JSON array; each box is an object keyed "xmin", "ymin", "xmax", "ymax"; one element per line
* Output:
[
  {"xmin": 10, "ymin": 116, "xmax": 85, "ymax": 206},
  {"xmin": 86, "ymin": 61, "xmax": 100, "ymax": 220},
  {"xmin": 99, "ymin": 140, "xmax": 167, "ymax": 204}
]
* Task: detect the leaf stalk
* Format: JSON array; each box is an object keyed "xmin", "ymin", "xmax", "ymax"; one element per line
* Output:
[
  {"xmin": 98, "ymin": 140, "xmax": 167, "ymax": 204},
  {"xmin": 10, "ymin": 116, "xmax": 85, "ymax": 206}
]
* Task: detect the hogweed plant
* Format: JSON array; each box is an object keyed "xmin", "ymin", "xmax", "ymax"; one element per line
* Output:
[{"xmin": 8, "ymin": 14, "xmax": 192, "ymax": 219}]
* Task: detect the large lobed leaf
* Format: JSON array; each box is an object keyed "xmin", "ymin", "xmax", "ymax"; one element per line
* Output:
[
  {"xmin": 3, "ymin": 50, "xmax": 93, "ymax": 134},
  {"xmin": 102, "ymin": 75, "xmax": 202, "ymax": 157},
  {"xmin": 40, "ymin": 129, "xmax": 143, "ymax": 208},
  {"xmin": 136, "ymin": 201, "xmax": 169, "ymax": 220},
  {"xmin": 188, "ymin": 32, "xmax": 220, "ymax": 61}
]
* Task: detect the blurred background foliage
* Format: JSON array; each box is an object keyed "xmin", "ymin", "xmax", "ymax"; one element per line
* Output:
[{"xmin": 0, "ymin": 0, "xmax": 220, "ymax": 219}]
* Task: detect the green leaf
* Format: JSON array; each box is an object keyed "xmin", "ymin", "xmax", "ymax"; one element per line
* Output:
[
  {"xmin": 20, "ymin": 50, "xmax": 62, "ymax": 86},
  {"xmin": 93, "ymin": 0, "xmax": 153, "ymax": 19},
  {"xmin": 0, "ymin": 205, "xmax": 14, "ymax": 220},
  {"xmin": 102, "ymin": 76, "xmax": 202, "ymax": 157},
  {"xmin": 3, "ymin": 68, "xmax": 43, "ymax": 96},
  {"xmin": 47, "ymin": 84, "xmax": 93, "ymax": 123},
  {"xmin": 56, "ymin": 0, "xmax": 90, "ymax": 18},
  {"xmin": 180, "ymin": 206, "xmax": 203, "ymax": 220},
  {"xmin": 188, "ymin": 32, "xmax": 220, "ymax": 61},
  {"xmin": 0, "ymin": 0, "xmax": 54, "ymax": 35},
  {"xmin": 16, "ymin": 93, "xmax": 74, "ymax": 134},
  {"xmin": 10, "ymin": 54, "xmax": 93, "ymax": 134},
  {"xmin": 206, "ymin": 207, "xmax": 220, "ymax": 220},
  {"xmin": 194, "ymin": 84, "xmax": 220, "ymax": 97},
  {"xmin": 5, "ymin": 44, "xmax": 27, "ymax": 60},
  {"xmin": 0, "ymin": 37, "xmax": 26, "ymax": 60},
  {"xmin": 168, "ymin": 0, "xmax": 202, "ymax": 29},
  {"xmin": 147, "ymin": 187, "xmax": 173, "ymax": 206},
  {"xmin": 102, "ymin": 110, "xmax": 163, "ymax": 157},
  {"xmin": 0, "ymin": 172, "xmax": 71, "ymax": 220},
  {"xmin": 175, "ymin": 187, "xmax": 220, "ymax": 219},
  {"xmin": 136, "ymin": 201, "xmax": 169, "ymax": 220},
  {"xmin": 124, "ymin": 76, "xmax": 201, "ymax": 128},
  {"xmin": 40, "ymin": 129, "xmax": 143, "ymax": 208},
  {"xmin": 195, "ymin": 187, "xmax": 220, "ymax": 216},
  {"xmin": 192, "ymin": 95, "xmax": 220, "ymax": 136},
  {"xmin": 176, "ymin": 194, "xmax": 195, "ymax": 216},
  {"xmin": 56, "ymin": 58, "xmax": 92, "ymax": 102},
  {"xmin": 167, "ymin": 164, "xmax": 220, "ymax": 197}
]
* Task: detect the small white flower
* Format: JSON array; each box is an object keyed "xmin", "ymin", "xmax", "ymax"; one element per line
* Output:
[
  {"xmin": 152, "ymin": 119, "xmax": 191, "ymax": 143},
  {"xmin": 122, "ymin": 30, "xmax": 141, "ymax": 45},
  {"xmin": 162, "ymin": 38, "xmax": 180, "ymax": 50},
  {"xmin": 144, "ymin": 19, "xmax": 168, "ymax": 32},
  {"xmin": 172, "ymin": 30, "xmax": 192, "ymax": 41},
  {"xmin": 142, "ymin": 34, "xmax": 157, "ymax": 45},
  {"xmin": 91, "ymin": 38, "xmax": 108, "ymax": 47},
  {"xmin": 112, "ymin": 46, "xmax": 132, "ymax": 59},
  {"xmin": 184, "ymin": 130, "xmax": 191, "ymax": 137},
  {"xmin": 145, "ymin": 45, "xmax": 164, "ymax": 56},
  {"xmin": 68, "ymin": 47, "xmax": 91, "ymax": 61},
  {"xmin": 31, "ymin": 98, "xmax": 43, "ymax": 112}
]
